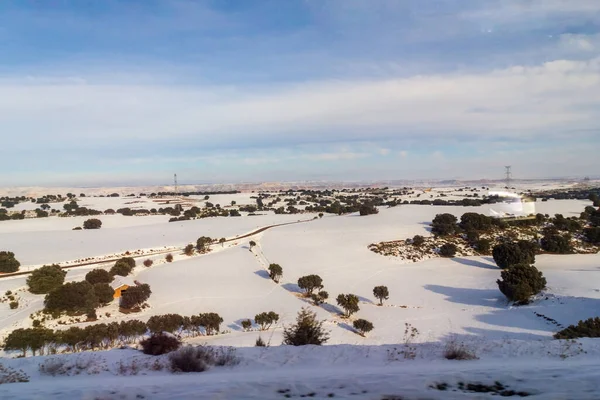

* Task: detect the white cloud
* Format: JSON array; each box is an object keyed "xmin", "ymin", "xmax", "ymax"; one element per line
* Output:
[
  {"xmin": 558, "ymin": 33, "xmax": 600, "ymax": 52},
  {"xmin": 399, "ymin": 150, "xmax": 408, "ymax": 158},
  {"xmin": 1, "ymin": 56, "xmax": 599, "ymax": 158}
]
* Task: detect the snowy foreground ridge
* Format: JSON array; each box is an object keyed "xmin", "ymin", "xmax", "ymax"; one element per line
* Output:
[{"xmin": 3, "ymin": 342, "xmax": 600, "ymax": 399}]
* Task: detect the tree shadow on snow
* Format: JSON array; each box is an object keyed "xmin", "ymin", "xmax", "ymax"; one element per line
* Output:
[
  {"xmin": 253, "ymin": 270, "xmax": 270, "ymax": 279},
  {"xmin": 227, "ymin": 320, "xmax": 246, "ymax": 332},
  {"xmin": 336, "ymin": 321, "xmax": 357, "ymax": 334},
  {"xmin": 450, "ymin": 257, "xmax": 498, "ymax": 270},
  {"xmin": 424, "ymin": 284, "xmax": 504, "ymax": 308},
  {"xmin": 321, "ymin": 302, "xmax": 344, "ymax": 316},
  {"xmin": 357, "ymin": 295, "xmax": 374, "ymax": 304},
  {"xmin": 418, "ymin": 222, "xmax": 433, "ymax": 233},
  {"xmin": 282, "ymin": 283, "xmax": 302, "ymax": 294}
]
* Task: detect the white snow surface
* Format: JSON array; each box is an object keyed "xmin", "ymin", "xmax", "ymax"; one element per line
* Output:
[{"xmin": 0, "ymin": 195, "xmax": 599, "ymax": 398}]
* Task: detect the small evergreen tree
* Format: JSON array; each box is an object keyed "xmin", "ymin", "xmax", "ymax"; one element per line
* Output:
[
  {"xmin": 140, "ymin": 333, "xmax": 181, "ymax": 355},
  {"xmin": 44, "ymin": 281, "xmax": 99, "ymax": 313},
  {"xmin": 143, "ymin": 259, "xmax": 154, "ymax": 267},
  {"xmin": 297, "ymin": 275, "xmax": 323, "ymax": 296},
  {"xmin": 497, "ymin": 264, "xmax": 546, "ymax": 304},
  {"xmin": 353, "ymin": 319, "xmax": 374, "ymax": 336},
  {"xmin": 336, "ymin": 293, "xmax": 360, "ymax": 317},
  {"xmin": 310, "ymin": 290, "xmax": 329, "ymax": 305},
  {"xmin": 110, "ymin": 260, "xmax": 133, "ymax": 277},
  {"xmin": 255, "ymin": 336, "xmax": 266, "ymax": 347},
  {"xmin": 27, "ymin": 264, "xmax": 66, "ymax": 294},
  {"xmin": 431, "ymin": 213, "xmax": 458, "ymax": 236},
  {"xmin": 475, "ymin": 238, "xmax": 491, "ymax": 254},
  {"xmin": 555, "ymin": 317, "xmax": 600, "ymax": 339},
  {"xmin": 196, "ymin": 236, "xmax": 212, "ymax": 253},
  {"xmin": 268, "ymin": 263, "xmax": 283, "ymax": 283},
  {"xmin": 373, "ymin": 286, "xmax": 389, "ymax": 305},
  {"xmin": 165, "ymin": 253, "xmax": 174, "ymax": 262},
  {"xmin": 541, "ymin": 234, "xmax": 573, "ymax": 254},
  {"xmin": 0, "ymin": 251, "xmax": 20, "ymax": 273},
  {"xmin": 219, "ymin": 238, "xmax": 226, "ymax": 247},
  {"xmin": 282, "ymin": 308, "xmax": 329, "ymax": 346}
]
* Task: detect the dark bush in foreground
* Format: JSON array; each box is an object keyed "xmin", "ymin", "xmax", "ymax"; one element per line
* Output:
[
  {"xmin": 554, "ymin": 317, "xmax": 600, "ymax": 339},
  {"xmin": 165, "ymin": 253, "xmax": 174, "ymax": 262},
  {"xmin": 255, "ymin": 336, "xmax": 266, "ymax": 347},
  {"xmin": 27, "ymin": 264, "xmax": 66, "ymax": 294},
  {"xmin": 283, "ymin": 308, "xmax": 329, "ymax": 346},
  {"xmin": 169, "ymin": 346, "xmax": 209, "ymax": 372},
  {"xmin": 353, "ymin": 319, "xmax": 374, "ymax": 336},
  {"xmin": 143, "ymin": 259, "xmax": 153, "ymax": 267},
  {"xmin": 83, "ymin": 218, "xmax": 102, "ymax": 229},
  {"xmin": 85, "ymin": 269, "xmax": 113, "ymax": 284},
  {"xmin": 541, "ymin": 234, "xmax": 573, "ymax": 254},
  {"xmin": 0, "ymin": 251, "xmax": 20, "ymax": 273},
  {"xmin": 439, "ymin": 243, "xmax": 457, "ymax": 257},
  {"xmin": 141, "ymin": 333, "xmax": 182, "ymax": 355},
  {"xmin": 497, "ymin": 264, "xmax": 546, "ymax": 304},
  {"xmin": 492, "ymin": 241, "xmax": 536, "ymax": 269},
  {"xmin": 443, "ymin": 337, "xmax": 477, "ymax": 360}
]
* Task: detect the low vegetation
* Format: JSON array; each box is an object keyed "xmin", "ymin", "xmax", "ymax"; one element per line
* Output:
[
  {"xmin": 554, "ymin": 317, "xmax": 600, "ymax": 339},
  {"xmin": 27, "ymin": 264, "xmax": 66, "ymax": 294},
  {"xmin": 140, "ymin": 333, "xmax": 182, "ymax": 355},
  {"xmin": 83, "ymin": 218, "xmax": 102, "ymax": 229},
  {"xmin": 0, "ymin": 251, "xmax": 20, "ymax": 273},
  {"xmin": 283, "ymin": 308, "xmax": 329, "ymax": 346},
  {"xmin": 497, "ymin": 264, "xmax": 546, "ymax": 304},
  {"xmin": 352, "ymin": 319, "xmax": 374, "ymax": 336}
]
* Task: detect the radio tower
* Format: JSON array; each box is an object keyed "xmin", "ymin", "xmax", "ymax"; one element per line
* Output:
[
  {"xmin": 174, "ymin": 173, "xmax": 178, "ymax": 195},
  {"xmin": 504, "ymin": 166, "xmax": 512, "ymax": 188}
]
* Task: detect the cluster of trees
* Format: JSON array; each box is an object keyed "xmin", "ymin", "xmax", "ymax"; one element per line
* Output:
[
  {"xmin": 0, "ymin": 251, "xmax": 20, "ymax": 273},
  {"xmin": 146, "ymin": 312, "xmax": 223, "ymax": 336},
  {"xmin": 109, "ymin": 257, "xmax": 136, "ymax": 276},
  {"xmin": 1, "ymin": 309, "xmax": 221, "ymax": 358}
]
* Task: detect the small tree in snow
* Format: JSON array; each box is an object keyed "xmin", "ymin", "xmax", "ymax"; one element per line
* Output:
[
  {"xmin": 373, "ymin": 286, "xmax": 389, "ymax": 306},
  {"xmin": 283, "ymin": 308, "xmax": 329, "ymax": 346},
  {"xmin": 241, "ymin": 319, "xmax": 252, "ymax": 331},
  {"xmin": 310, "ymin": 290, "xmax": 329, "ymax": 305},
  {"xmin": 297, "ymin": 275, "xmax": 323, "ymax": 296},
  {"xmin": 268, "ymin": 263, "xmax": 283, "ymax": 283},
  {"xmin": 249, "ymin": 240, "xmax": 256, "ymax": 250},
  {"xmin": 336, "ymin": 294, "xmax": 360, "ymax": 318},
  {"xmin": 353, "ymin": 319, "xmax": 374, "ymax": 336},
  {"xmin": 184, "ymin": 244, "xmax": 195, "ymax": 256},
  {"xmin": 219, "ymin": 238, "xmax": 226, "ymax": 247},
  {"xmin": 254, "ymin": 311, "xmax": 279, "ymax": 330}
]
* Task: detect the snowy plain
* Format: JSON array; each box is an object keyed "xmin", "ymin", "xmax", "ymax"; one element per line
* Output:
[{"xmin": 0, "ymin": 188, "xmax": 599, "ymax": 398}]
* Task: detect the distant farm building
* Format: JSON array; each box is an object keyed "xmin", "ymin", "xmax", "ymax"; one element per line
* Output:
[{"xmin": 110, "ymin": 276, "xmax": 136, "ymax": 299}]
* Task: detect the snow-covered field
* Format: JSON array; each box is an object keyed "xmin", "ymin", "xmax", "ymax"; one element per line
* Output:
[{"xmin": 0, "ymin": 186, "xmax": 599, "ymax": 398}]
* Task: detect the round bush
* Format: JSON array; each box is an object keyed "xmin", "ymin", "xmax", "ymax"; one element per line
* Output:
[
  {"xmin": 85, "ymin": 269, "xmax": 113, "ymax": 284},
  {"xmin": 83, "ymin": 218, "xmax": 102, "ymax": 229},
  {"xmin": 0, "ymin": 251, "xmax": 20, "ymax": 273},
  {"xmin": 141, "ymin": 333, "xmax": 182, "ymax": 355},
  {"xmin": 27, "ymin": 264, "xmax": 66, "ymax": 294},
  {"xmin": 497, "ymin": 264, "xmax": 546, "ymax": 304},
  {"xmin": 439, "ymin": 243, "xmax": 457, "ymax": 257},
  {"xmin": 540, "ymin": 234, "xmax": 573, "ymax": 254},
  {"xmin": 492, "ymin": 241, "xmax": 536, "ymax": 269}
]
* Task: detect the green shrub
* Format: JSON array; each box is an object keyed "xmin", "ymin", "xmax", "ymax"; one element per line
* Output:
[
  {"xmin": 431, "ymin": 213, "xmax": 458, "ymax": 236},
  {"xmin": 93, "ymin": 283, "xmax": 114, "ymax": 305},
  {"xmin": 297, "ymin": 275, "xmax": 324, "ymax": 296},
  {"xmin": 44, "ymin": 281, "xmax": 99, "ymax": 313},
  {"xmin": 492, "ymin": 241, "xmax": 536, "ymax": 269},
  {"xmin": 282, "ymin": 308, "xmax": 329, "ymax": 346},
  {"xmin": 141, "ymin": 333, "xmax": 182, "ymax": 355},
  {"xmin": 110, "ymin": 260, "xmax": 133, "ymax": 277},
  {"xmin": 120, "ymin": 284, "xmax": 151, "ymax": 309},
  {"xmin": 85, "ymin": 269, "xmax": 113, "ymax": 284},
  {"xmin": 267, "ymin": 263, "xmax": 283, "ymax": 283},
  {"xmin": 541, "ymin": 234, "xmax": 573, "ymax": 254},
  {"xmin": 254, "ymin": 311, "xmax": 279, "ymax": 331},
  {"xmin": 439, "ymin": 243, "xmax": 457, "ymax": 257},
  {"xmin": 584, "ymin": 227, "xmax": 600, "ymax": 244},
  {"xmin": 165, "ymin": 253, "xmax": 174, "ymax": 262},
  {"xmin": 497, "ymin": 264, "xmax": 546, "ymax": 304},
  {"xmin": 555, "ymin": 317, "xmax": 600, "ymax": 339},
  {"xmin": 336, "ymin": 293, "xmax": 360, "ymax": 317},
  {"xmin": 9, "ymin": 301, "xmax": 18, "ymax": 309},
  {"xmin": 0, "ymin": 251, "xmax": 20, "ymax": 273},
  {"xmin": 83, "ymin": 218, "xmax": 102, "ymax": 229},
  {"xmin": 373, "ymin": 286, "xmax": 389, "ymax": 305},
  {"xmin": 412, "ymin": 235, "xmax": 425, "ymax": 246},
  {"xmin": 27, "ymin": 264, "xmax": 66, "ymax": 294},
  {"xmin": 353, "ymin": 319, "xmax": 374, "ymax": 336},
  {"xmin": 475, "ymin": 238, "xmax": 491, "ymax": 254}
]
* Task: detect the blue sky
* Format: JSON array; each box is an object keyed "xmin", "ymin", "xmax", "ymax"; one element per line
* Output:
[{"xmin": 1, "ymin": 0, "xmax": 599, "ymax": 186}]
